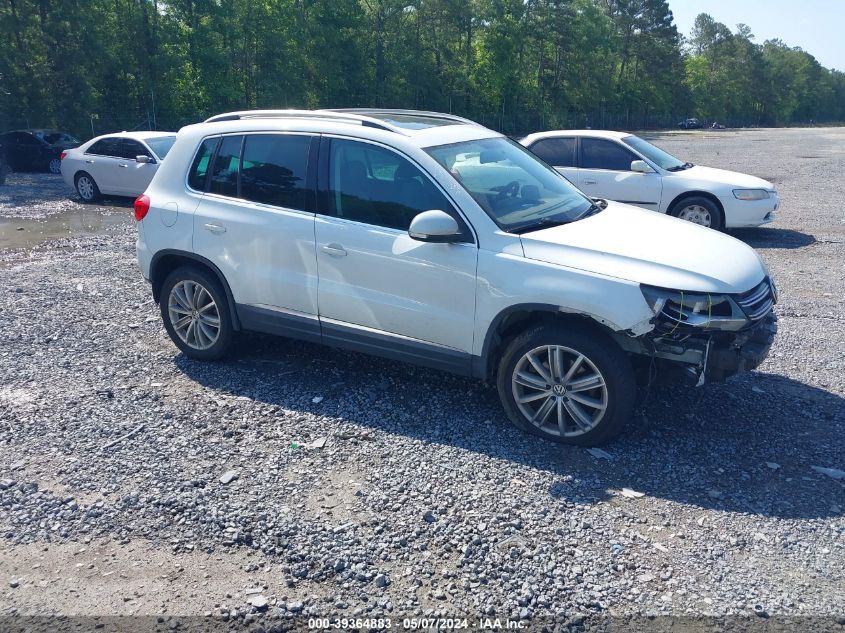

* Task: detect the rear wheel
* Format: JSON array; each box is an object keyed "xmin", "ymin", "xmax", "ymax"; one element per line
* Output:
[
  {"xmin": 48, "ymin": 158, "xmax": 62, "ymax": 174},
  {"xmin": 160, "ymin": 266, "xmax": 234, "ymax": 361},
  {"xmin": 497, "ymin": 323, "xmax": 636, "ymax": 446},
  {"xmin": 670, "ymin": 195, "xmax": 723, "ymax": 230},
  {"xmin": 75, "ymin": 172, "xmax": 101, "ymax": 202}
]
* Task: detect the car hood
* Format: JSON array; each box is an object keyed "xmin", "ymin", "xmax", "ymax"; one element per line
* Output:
[
  {"xmin": 519, "ymin": 202, "xmax": 766, "ymax": 293},
  {"xmin": 671, "ymin": 165, "xmax": 773, "ymax": 189}
]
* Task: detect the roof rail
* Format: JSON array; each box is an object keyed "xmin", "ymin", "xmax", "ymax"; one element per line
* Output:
[
  {"xmin": 325, "ymin": 108, "xmax": 478, "ymax": 126},
  {"xmin": 202, "ymin": 109, "xmax": 403, "ymax": 134}
]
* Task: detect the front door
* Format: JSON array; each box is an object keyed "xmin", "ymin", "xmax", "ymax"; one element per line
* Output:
[
  {"xmin": 119, "ymin": 138, "xmax": 157, "ymax": 195},
  {"xmin": 577, "ymin": 137, "xmax": 662, "ymax": 210},
  {"xmin": 314, "ymin": 137, "xmax": 477, "ymax": 368}
]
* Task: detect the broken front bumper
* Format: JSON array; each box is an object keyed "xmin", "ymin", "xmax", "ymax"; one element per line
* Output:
[{"xmin": 647, "ymin": 311, "xmax": 778, "ymax": 384}]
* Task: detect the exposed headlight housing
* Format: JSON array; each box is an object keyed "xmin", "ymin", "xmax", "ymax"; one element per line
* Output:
[
  {"xmin": 640, "ymin": 285, "xmax": 749, "ymax": 332},
  {"xmin": 733, "ymin": 189, "xmax": 770, "ymax": 200}
]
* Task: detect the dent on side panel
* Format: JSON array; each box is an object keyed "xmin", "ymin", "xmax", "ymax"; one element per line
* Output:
[{"xmin": 473, "ymin": 250, "xmax": 654, "ymax": 356}]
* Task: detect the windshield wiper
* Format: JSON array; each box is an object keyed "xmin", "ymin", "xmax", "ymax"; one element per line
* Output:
[
  {"xmin": 666, "ymin": 162, "xmax": 694, "ymax": 172},
  {"xmin": 510, "ymin": 217, "xmax": 570, "ymax": 234}
]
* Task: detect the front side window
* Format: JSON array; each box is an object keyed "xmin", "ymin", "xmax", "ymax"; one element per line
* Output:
[
  {"xmin": 209, "ymin": 135, "xmax": 242, "ymax": 197},
  {"xmin": 621, "ymin": 135, "xmax": 688, "ymax": 171},
  {"xmin": 426, "ymin": 137, "xmax": 593, "ymax": 233},
  {"xmin": 240, "ymin": 134, "xmax": 311, "ymax": 211},
  {"xmin": 87, "ymin": 138, "xmax": 122, "ymax": 157},
  {"xmin": 328, "ymin": 139, "xmax": 454, "ymax": 231},
  {"xmin": 188, "ymin": 138, "xmax": 219, "ymax": 191},
  {"xmin": 580, "ymin": 138, "xmax": 637, "ymax": 171},
  {"xmin": 529, "ymin": 137, "xmax": 576, "ymax": 167},
  {"xmin": 121, "ymin": 139, "xmax": 151, "ymax": 160}
]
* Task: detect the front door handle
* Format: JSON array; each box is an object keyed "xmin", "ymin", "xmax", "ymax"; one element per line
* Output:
[
  {"xmin": 118, "ymin": 163, "xmax": 128, "ymax": 168},
  {"xmin": 321, "ymin": 243, "xmax": 347, "ymax": 258},
  {"xmin": 583, "ymin": 179, "xmax": 597, "ymax": 185},
  {"xmin": 85, "ymin": 160, "xmax": 95, "ymax": 164},
  {"xmin": 204, "ymin": 222, "xmax": 226, "ymax": 234}
]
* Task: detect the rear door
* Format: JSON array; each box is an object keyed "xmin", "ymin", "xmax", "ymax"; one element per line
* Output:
[
  {"xmin": 314, "ymin": 137, "xmax": 477, "ymax": 367},
  {"xmin": 525, "ymin": 136, "xmax": 578, "ymax": 185},
  {"xmin": 192, "ymin": 133, "xmax": 320, "ymax": 333},
  {"xmin": 83, "ymin": 138, "xmax": 124, "ymax": 193},
  {"xmin": 577, "ymin": 137, "xmax": 661, "ymax": 210}
]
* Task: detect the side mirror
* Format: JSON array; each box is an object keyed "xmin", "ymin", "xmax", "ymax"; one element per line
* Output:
[
  {"xmin": 408, "ymin": 210, "xmax": 462, "ymax": 243},
  {"xmin": 631, "ymin": 160, "xmax": 652, "ymax": 173},
  {"xmin": 136, "ymin": 155, "xmax": 155, "ymax": 164}
]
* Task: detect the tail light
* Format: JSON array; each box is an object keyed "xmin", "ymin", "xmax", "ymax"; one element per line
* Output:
[
  {"xmin": 134, "ymin": 195, "xmax": 151, "ymax": 221},
  {"xmin": 60, "ymin": 151, "xmax": 67, "ymax": 160}
]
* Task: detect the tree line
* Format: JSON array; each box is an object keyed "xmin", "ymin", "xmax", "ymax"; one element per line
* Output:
[{"xmin": 1, "ymin": 0, "xmax": 843, "ymax": 139}]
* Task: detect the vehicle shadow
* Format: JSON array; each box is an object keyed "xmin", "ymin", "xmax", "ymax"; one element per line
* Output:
[
  {"xmin": 174, "ymin": 333, "xmax": 844, "ymax": 521},
  {"xmin": 730, "ymin": 227, "xmax": 816, "ymax": 249}
]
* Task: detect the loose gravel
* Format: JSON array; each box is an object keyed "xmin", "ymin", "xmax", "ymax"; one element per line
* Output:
[{"xmin": 0, "ymin": 130, "xmax": 843, "ymax": 629}]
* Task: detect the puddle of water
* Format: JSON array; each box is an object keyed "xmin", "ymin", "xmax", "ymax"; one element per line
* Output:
[{"xmin": 0, "ymin": 208, "xmax": 132, "ymax": 250}]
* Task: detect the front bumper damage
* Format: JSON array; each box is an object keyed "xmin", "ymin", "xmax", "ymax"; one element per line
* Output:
[{"xmin": 645, "ymin": 311, "xmax": 777, "ymax": 384}]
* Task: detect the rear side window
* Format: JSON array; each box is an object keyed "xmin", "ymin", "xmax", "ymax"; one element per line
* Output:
[
  {"xmin": 240, "ymin": 134, "xmax": 311, "ymax": 211},
  {"xmin": 529, "ymin": 138, "xmax": 576, "ymax": 167},
  {"xmin": 209, "ymin": 135, "xmax": 242, "ymax": 197},
  {"xmin": 187, "ymin": 138, "xmax": 220, "ymax": 191},
  {"xmin": 580, "ymin": 138, "xmax": 637, "ymax": 171},
  {"xmin": 87, "ymin": 138, "xmax": 122, "ymax": 157}
]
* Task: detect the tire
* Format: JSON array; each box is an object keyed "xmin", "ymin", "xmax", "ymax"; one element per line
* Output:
[
  {"xmin": 74, "ymin": 172, "xmax": 101, "ymax": 203},
  {"xmin": 670, "ymin": 195, "xmax": 723, "ymax": 231},
  {"xmin": 159, "ymin": 266, "xmax": 234, "ymax": 361},
  {"xmin": 496, "ymin": 323, "xmax": 636, "ymax": 446},
  {"xmin": 48, "ymin": 157, "xmax": 62, "ymax": 174}
]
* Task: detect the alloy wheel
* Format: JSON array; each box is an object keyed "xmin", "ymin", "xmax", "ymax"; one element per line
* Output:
[
  {"xmin": 511, "ymin": 344, "xmax": 608, "ymax": 438},
  {"xmin": 167, "ymin": 280, "xmax": 221, "ymax": 350},
  {"xmin": 48, "ymin": 158, "xmax": 62, "ymax": 174},
  {"xmin": 77, "ymin": 176, "xmax": 94, "ymax": 201}
]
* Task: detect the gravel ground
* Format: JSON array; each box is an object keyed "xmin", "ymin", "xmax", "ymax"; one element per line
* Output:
[{"xmin": 0, "ymin": 129, "xmax": 843, "ymax": 631}]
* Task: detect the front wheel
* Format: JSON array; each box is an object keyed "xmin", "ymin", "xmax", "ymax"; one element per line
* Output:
[
  {"xmin": 160, "ymin": 266, "xmax": 234, "ymax": 361},
  {"xmin": 670, "ymin": 195, "xmax": 723, "ymax": 230},
  {"xmin": 497, "ymin": 323, "xmax": 636, "ymax": 446}
]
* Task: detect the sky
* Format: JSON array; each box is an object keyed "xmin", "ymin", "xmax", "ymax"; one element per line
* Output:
[{"xmin": 667, "ymin": 0, "xmax": 845, "ymax": 72}]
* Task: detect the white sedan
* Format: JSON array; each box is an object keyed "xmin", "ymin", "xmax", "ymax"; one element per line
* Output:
[
  {"xmin": 61, "ymin": 131, "xmax": 176, "ymax": 202},
  {"xmin": 520, "ymin": 130, "xmax": 779, "ymax": 230}
]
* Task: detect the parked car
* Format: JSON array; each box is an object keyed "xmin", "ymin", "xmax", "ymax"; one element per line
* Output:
[
  {"xmin": 677, "ymin": 118, "xmax": 703, "ymax": 129},
  {"xmin": 0, "ymin": 129, "xmax": 80, "ymax": 174},
  {"xmin": 61, "ymin": 132, "xmax": 177, "ymax": 201},
  {"xmin": 520, "ymin": 130, "xmax": 778, "ymax": 230},
  {"xmin": 134, "ymin": 109, "xmax": 777, "ymax": 446}
]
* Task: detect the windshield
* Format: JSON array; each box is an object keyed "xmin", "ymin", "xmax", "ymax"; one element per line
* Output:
[
  {"xmin": 41, "ymin": 132, "xmax": 79, "ymax": 145},
  {"xmin": 145, "ymin": 136, "xmax": 176, "ymax": 159},
  {"xmin": 426, "ymin": 137, "xmax": 593, "ymax": 233},
  {"xmin": 621, "ymin": 135, "xmax": 689, "ymax": 171}
]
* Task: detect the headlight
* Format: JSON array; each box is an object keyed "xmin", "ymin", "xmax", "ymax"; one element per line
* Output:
[
  {"xmin": 640, "ymin": 285, "xmax": 748, "ymax": 331},
  {"xmin": 733, "ymin": 189, "xmax": 770, "ymax": 200}
]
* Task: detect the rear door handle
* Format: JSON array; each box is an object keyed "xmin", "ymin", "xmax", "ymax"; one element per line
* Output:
[
  {"xmin": 118, "ymin": 164, "xmax": 128, "ymax": 168},
  {"xmin": 204, "ymin": 223, "xmax": 226, "ymax": 234},
  {"xmin": 583, "ymin": 179, "xmax": 597, "ymax": 185},
  {"xmin": 85, "ymin": 160, "xmax": 95, "ymax": 164},
  {"xmin": 321, "ymin": 243, "xmax": 347, "ymax": 257}
]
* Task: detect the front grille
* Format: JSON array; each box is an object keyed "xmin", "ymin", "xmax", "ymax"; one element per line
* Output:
[{"xmin": 737, "ymin": 279, "xmax": 774, "ymax": 321}]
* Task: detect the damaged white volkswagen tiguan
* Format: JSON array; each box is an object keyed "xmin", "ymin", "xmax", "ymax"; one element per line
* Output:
[{"xmin": 134, "ymin": 109, "xmax": 777, "ymax": 446}]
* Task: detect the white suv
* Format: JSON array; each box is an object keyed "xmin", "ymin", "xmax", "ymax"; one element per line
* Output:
[{"xmin": 134, "ymin": 109, "xmax": 777, "ymax": 446}]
